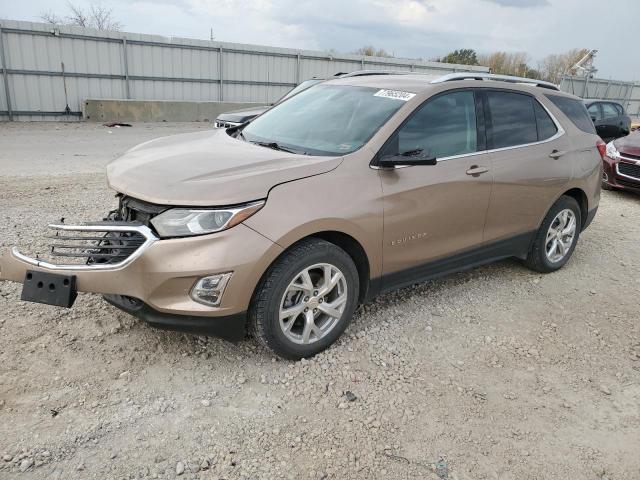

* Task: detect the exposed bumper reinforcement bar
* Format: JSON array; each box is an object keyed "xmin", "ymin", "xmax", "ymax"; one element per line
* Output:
[{"xmin": 11, "ymin": 222, "xmax": 158, "ymax": 271}]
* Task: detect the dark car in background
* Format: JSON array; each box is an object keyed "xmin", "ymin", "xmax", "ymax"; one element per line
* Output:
[
  {"xmin": 584, "ymin": 99, "xmax": 631, "ymax": 141},
  {"xmin": 214, "ymin": 78, "xmax": 324, "ymax": 128},
  {"xmin": 214, "ymin": 71, "xmax": 412, "ymax": 128},
  {"xmin": 602, "ymin": 131, "xmax": 640, "ymax": 193}
]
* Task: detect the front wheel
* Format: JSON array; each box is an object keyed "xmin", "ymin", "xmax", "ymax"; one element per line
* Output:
[
  {"xmin": 249, "ymin": 238, "xmax": 359, "ymax": 359},
  {"xmin": 525, "ymin": 196, "xmax": 581, "ymax": 273}
]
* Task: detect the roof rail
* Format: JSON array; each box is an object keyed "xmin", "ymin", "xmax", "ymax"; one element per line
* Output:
[
  {"xmin": 431, "ymin": 72, "xmax": 559, "ymax": 91},
  {"xmin": 338, "ymin": 70, "xmax": 412, "ymax": 78}
]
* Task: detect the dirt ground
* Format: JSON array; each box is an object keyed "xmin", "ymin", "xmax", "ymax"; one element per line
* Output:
[{"xmin": 1, "ymin": 122, "xmax": 639, "ymax": 480}]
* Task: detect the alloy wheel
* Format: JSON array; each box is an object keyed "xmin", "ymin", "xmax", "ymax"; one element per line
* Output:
[
  {"xmin": 279, "ymin": 263, "xmax": 348, "ymax": 345},
  {"xmin": 545, "ymin": 209, "xmax": 577, "ymax": 263}
]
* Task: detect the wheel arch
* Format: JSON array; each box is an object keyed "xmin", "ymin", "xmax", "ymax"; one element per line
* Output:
[
  {"xmin": 253, "ymin": 230, "xmax": 372, "ymax": 305},
  {"xmin": 560, "ymin": 187, "xmax": 588, "ymax": 230},
  {"xmin": 310, "ymin": 231, "xmax": 371, "ymax": 303}
]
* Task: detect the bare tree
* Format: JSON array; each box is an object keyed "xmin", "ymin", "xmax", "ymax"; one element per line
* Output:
[
  {"xmin": 353, "ymin": 46, "xmax": 392, "ymax": 58},
  {"xmin": 40, "ymin": 2, "xmax": 122, "ymax": 31},
  {"xmin": 41, "ymin": 11, "xmax": 64, "ymax": 25},
  {"xmin": 477, "ymin": 51, "xmax": 531, "ymax": 77},
  {"xmin": 538, "ymin": 48, "xmax": 589, "ymax": 84}
]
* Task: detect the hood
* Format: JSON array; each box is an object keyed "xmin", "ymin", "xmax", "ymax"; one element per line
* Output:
[
  {"xmin": 614, "ymin": 131, "xmax": 640, "ymax": 158},
  {"xmin": 216, "ymin": 106, "xmax": 270, "ymax": 123},
  {"xmin": 107, "ymin": 130, "xmax": 342, "ymax": 206}
]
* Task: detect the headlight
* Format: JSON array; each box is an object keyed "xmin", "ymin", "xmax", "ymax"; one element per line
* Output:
[
  {"xmin": 150, "ymin": 201, "xmax": 264, "ymax": 237},
  {"xmin": 605, "ymin": 141, "xmax": 620, "ymax": 160}
]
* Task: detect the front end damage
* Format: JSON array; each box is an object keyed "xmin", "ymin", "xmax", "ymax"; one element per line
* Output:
[{"xmin": 0, "ymin": 196, "xmax": 283, "ymax": 342}]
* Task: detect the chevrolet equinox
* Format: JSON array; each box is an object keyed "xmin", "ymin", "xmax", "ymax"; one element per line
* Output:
[{"xmin": 0, "ymin": 72, "xmax": 603, "ymax": 359}]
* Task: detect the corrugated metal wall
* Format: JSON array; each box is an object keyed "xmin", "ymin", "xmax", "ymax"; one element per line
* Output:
[
  {"xmin": 560, "ymin": 75, "xmax": 640, "ymax": 117},
  {"xmin": 0, "ymin": 19, "xmax": 489, "ymax": 121}
]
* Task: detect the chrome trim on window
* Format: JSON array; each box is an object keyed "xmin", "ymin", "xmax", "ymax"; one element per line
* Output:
[
  {"xmin": 372, "ymin": 98, "xmax": 566, "ymax": 169},
  {"xmin": 11, "ymin": 223, "xmax": 158, "ymax": 271}
]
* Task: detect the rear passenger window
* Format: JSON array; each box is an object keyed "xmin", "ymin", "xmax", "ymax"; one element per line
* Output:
[
  {"xmin": 533, "ymin": 101, "xmax": 558, "ymax": 140},
  {"xmin": 545, "ymin": 95, "xmax": 596, "ymax": 134},
  {"xmin": 486, "ymin": 91, "xmax": 538, "ymax": 149},
  {"xmin": 602, "ymin": 103, "xmax": 618, "ymax": 119}
]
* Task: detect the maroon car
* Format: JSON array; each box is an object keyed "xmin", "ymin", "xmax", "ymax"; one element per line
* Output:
[{"xmin": 602, "ymin": 131, "xmax": 640, "ymax": 193}]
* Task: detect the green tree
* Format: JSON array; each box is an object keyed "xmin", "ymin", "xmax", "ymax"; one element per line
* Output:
[{"xmin": 440, "ymin": 49, "xmax": 478, "ymax": 66}]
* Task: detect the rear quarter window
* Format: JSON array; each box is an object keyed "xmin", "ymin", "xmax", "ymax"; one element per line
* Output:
[{"xmin": 545, "ymin": 95, "xmax": 596, "ymax": 134}]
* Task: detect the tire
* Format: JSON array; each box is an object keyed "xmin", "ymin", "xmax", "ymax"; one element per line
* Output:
[
  {"xmin": 524, "ymin": 195, "xmax": 582, "ymax": 273},
  {"xmin": 249, "ymin": 238, "xmax": 359, "ymax": 360}
]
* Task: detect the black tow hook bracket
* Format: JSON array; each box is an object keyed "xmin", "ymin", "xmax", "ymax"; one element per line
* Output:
[{"xmin": 21, "ymin": 270, "xmax": 78, "ymax": 308}]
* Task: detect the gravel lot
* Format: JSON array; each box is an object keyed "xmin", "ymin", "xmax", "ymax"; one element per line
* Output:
[{"xmin": 1, "ymin": 122, "xmax": 639, "ymax": 480}]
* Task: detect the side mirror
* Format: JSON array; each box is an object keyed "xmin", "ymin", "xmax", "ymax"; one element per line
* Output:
[{"xmin": 378, "ymin": 150, "xmax": 437, "ymax": 169}]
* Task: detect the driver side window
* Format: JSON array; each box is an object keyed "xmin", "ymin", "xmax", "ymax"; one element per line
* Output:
[{"xmin": 386, "ymin": 90, "xmax": 478, "ymax": 159}]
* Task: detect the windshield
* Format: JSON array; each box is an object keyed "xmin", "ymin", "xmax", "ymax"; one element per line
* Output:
[
  {"xmin": 241, "ymin": 85, "xmax": 406, "ymax": 156},
  {"xmin": 280, "ymin": 79, "xmax": 323, "ymax": 102}
]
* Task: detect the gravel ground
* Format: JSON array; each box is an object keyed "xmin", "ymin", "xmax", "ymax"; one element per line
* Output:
[{"xmin": 1, "ymin": 122, "xmax": 639, "ymax": 480}]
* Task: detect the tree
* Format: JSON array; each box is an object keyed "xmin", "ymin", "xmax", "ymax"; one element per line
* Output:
[
  {"xmin": 440, "ymin": 49, "xmax": 478, "ymax": 66},
  {"xmin": 538, "ymin": 48, "xmax": 590, "ymax": 83},
  {"xmin": 477, "ymin": 51, "xmax": 531, "ymax": 77},
  {"xmin": 41, "ymin": 2, "xmax": 122, "ymax": 31},
  {"xmin": 353, "ymin": 46, "xmax": 392, "ymax": 58}
]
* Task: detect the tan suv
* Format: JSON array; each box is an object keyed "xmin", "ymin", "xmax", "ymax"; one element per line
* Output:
[{"xmin": 0, "ymin": 72, "xmax": 603, "ymax": 359}]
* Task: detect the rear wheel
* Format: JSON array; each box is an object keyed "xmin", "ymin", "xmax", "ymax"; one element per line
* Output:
[
  {"xmin": 525, "ymin": 196, "xmax": 581, "ymax": 273},
  {"xmin": 249, "ymin": 238, "xmax": 359, "ymax": 359}
]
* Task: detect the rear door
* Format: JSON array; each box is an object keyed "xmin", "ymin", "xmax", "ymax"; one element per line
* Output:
[
  {"xmin": 601, "ymin": 102, "xmax": 622, "ymax": 139},
  {"xmin": 482, "ymin": 89, "xmax": 572, "ymax": 242},
  {"xmin": 379, "ymin": 89, "xmax": 493, "ymax": 285},
  {"xmin": 587, "ymin": 102, "xmax": 604, "ymax": 137}
]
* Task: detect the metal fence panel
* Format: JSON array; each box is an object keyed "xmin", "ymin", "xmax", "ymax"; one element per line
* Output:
[
  {"xmin": 0, "ymin": 18, "xmax": 489, "ymax": 121},
  {"xmin": 560, "ymin": 75, "xmax": 640, "ymax": 117}
]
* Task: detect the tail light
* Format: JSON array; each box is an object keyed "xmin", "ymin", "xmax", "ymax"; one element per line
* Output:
[{"xmin": 596, "ymin": 139, "xmax": 606, "ymax": 160}]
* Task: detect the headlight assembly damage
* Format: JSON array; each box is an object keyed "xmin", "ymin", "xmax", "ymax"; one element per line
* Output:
[
  {"xmin": 605, "ymin": 141, "xmax": 620, "ymax": 160},
  {"xmin": 150, "ymin": 201, "xmax": 265, "ymax": 237}
]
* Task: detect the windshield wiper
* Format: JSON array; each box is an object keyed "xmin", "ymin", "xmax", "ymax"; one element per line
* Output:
[{"xmin": 250, "ymin": 141, "xmax": 304, "ymax": 155}]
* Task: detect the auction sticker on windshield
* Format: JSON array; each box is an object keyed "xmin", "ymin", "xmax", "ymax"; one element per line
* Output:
[{"xmin": 374, "ymin": 89, "xmax": 416, "ymax": 101}]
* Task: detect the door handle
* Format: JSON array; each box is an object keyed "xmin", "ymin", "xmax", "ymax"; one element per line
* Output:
[
  {"xmin": 466, "ymin": 165, "xmax": 488, "ymax": 176},
  {"xmin": 549, "ymin": 149, "xmax": 566, "ymax": 160}
]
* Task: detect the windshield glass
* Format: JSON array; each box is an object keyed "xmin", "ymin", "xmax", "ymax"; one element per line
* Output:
[
  {"xmin": 280, "ymin": 79, "xmax": 323, "ymax": 101},
  {"xmin": 241, "ymin": 85, "xmax": 406, "ymax": 156}
]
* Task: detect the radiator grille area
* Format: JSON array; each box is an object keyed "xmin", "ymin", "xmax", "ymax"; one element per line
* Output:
[{"xmin": 617, "ymin": 162, "xmax": 640, "ymax": 180}]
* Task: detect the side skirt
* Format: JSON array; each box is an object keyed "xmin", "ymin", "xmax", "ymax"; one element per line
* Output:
[{"xmin": 368, "ymin": 231, "xmax": 535, "ymax": 298}]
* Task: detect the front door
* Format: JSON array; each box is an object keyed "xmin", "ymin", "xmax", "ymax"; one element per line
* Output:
[{"xmin": 379, "ymin": 89, "xmax": 493, "ymax": 287}]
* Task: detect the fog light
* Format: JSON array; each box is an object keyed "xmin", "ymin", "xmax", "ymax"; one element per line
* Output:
[
  {"xmin": 190, "ymin": 273, "xmax": 232, "ymax": 306},
  {"xmin": 603, "ymin": 171, "xmax": 609, "ymax": 182}
]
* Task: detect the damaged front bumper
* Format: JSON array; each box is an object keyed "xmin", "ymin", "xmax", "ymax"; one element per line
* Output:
[{"xmin": 0, "ymin": 220, "xmax": 283, "ymax": 340}]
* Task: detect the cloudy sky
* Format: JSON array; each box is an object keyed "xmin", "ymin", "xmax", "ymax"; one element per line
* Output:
[{"xmin": 3, "ymin": 0, "xmax": 639, "ymax": 80}]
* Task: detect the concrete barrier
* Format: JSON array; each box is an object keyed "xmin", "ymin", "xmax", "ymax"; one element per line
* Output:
[{"xmin": 83, "ymin": 99, "xmax": 265, "ymax": 123}]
